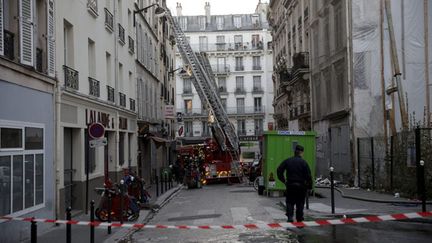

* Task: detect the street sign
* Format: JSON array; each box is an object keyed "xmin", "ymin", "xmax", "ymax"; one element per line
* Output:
[
  {"xmin": 177, "ymin": 124, "xmax": 184, "ymax": 137},
  {"xmin": 89, "ymin": 137, "xmax": 107, "ymax": 148},
  {"xmin": 88, "ymin": 122, "xmax": 105, "ymax": 139}
]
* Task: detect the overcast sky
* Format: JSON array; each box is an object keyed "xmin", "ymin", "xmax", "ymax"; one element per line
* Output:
[{"xmin": 166, "ymin": 0, "xmax": 268, "ymax": 16}]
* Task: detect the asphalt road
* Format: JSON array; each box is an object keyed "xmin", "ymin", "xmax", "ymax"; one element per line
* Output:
[{"xmin": 129, "ymin": 184, "xmax": 432, "ymax": 243}]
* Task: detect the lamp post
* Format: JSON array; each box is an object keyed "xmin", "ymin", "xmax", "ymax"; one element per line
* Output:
[{"xmin": 133, "ymin": 4, "xmax": 166, "ymax": 27}]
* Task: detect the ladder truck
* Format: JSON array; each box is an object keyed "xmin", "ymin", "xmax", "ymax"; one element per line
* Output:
[{"xmin": 166, "ymin": 11, "xmax": 242, "ymax": 183}]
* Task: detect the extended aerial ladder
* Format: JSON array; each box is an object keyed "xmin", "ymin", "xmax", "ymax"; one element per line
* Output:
[{"xmin": 166, "ymin": 11, "xmax": 240, "ymax": 161}]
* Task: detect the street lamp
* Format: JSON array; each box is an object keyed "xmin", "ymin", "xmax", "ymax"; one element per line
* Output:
[{"xmin": 133, "ymin": 4, "xmax": 166, "ymax": 27}]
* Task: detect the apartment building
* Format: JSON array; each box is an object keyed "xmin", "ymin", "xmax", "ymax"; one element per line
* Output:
[
  {"xmin": 0, "ymin": 0, "xmax": 56, "ymax": 241},
  {"xmin": 135, "ymin": 0, "xmax": 177, "ymax": 184},
  {"xmin": 269, "ymin": 0, "xmax": 311, "ymax": 131},
  {"xmin": 174, "ymin": 2, "xmax": 274, "ymax": 158},
  {"xmin": 55, "ymin": 0, "xmax": 138, "ymax": 215}
]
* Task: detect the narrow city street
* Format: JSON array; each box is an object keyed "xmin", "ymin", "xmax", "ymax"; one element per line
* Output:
[{"xmin": 129, "ymin": 184, "xmax": 432, "ymax": 243}]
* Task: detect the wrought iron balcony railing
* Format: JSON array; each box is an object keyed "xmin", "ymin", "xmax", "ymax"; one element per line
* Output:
[
  {"xmin": 63, "ymin": 65, "xmax": 79, "ymax": 90},
  {"xmin": 252, "ymin": 87, "xmax": 264, "ymax": 94},
  {"xmin": 104, "ymin": 8, "xmax": 114, "ymax": 32},
  {"xmin": 235, "ymin": 65, "xmax": 244, "ymax": 71},
  {"xmin": 88, "ymin": 77, "xmax": 100, "ymax": 97},
  {"xmin": 252, "ymin": 65, "xmax": 262, "ymax": 70},
  {"xmin": 119, "ymin": 92, "xmax": 126, "ymax": 107},
  {"xmin": 178, "ymin": 106, "xmax": 266, "ymax": 117},
  {"xmin": 118, "ymin": 24, "xmax": 125, "ymax": 45},
  {"xmin": 211, "ymin": 64, "xmax": 230, "ymax": 74},
  {"xmin": 107, "ymin": 85, "xmax": 115, "ymax": 102},
  {"xmin": 235, "ymin": 88, "xmax": 246, "ymax": 95}
]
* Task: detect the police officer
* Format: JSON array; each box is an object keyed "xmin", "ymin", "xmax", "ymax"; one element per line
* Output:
[{"xmin": 277, "ymin": 145, "xmax": 312, "ymax": 222}]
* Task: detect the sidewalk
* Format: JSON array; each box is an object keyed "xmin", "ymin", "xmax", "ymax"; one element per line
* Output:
[
  {"xmin": 24, "ymin": 183, "xmax": 183, "ymax": 243},
  {"xmin": 277, "ymin": 186, "xmax": 430, "ymax": 219}
]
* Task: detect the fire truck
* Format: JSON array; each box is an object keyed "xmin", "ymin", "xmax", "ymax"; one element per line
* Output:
[
  {"xmin": 177, "ymin": 138, "xmax": 242, "ymax": 186},
  {"xmin": 167, "ymin": 9, "xmax": 242, "ymax": 184}
]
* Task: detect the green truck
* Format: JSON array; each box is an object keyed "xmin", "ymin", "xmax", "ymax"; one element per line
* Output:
[{"xmin": 262, "ymin": 131, "xmax": 316, "ymax": 192}]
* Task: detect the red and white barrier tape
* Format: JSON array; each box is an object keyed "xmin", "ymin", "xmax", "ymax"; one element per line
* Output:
[{"xmin": 1, "ymin": 211, "xmax": 431, "ymax": 230}]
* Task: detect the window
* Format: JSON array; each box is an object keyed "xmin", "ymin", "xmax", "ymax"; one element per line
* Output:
[
  {"xmin": 202, "ymin": 122, "xmax": 210, "ymax": 136},
  {"xmin": 253, "ymin": 76, "xmax": 261, "ymax": 91},
  {"xmin": 216, "ymin": 16, "xmax": 224, "ymax": 30},
  {"xmin": 237, "ymin": 120, "xmax": 246, "ymax": 135},
  {"xmin": 235, "ymin": 57, "xmax": 244, "ymax": 71},
  {"xmin": 185, "ymin": 121, "xmax": 193, "ymax": 137},
  {"xmin": 254, "ymin": 97, "xmax": 262, "ymax": 112},
  {"xmin": 199, "ymin": 16, "xmax": 206, "ymax": 30},
  {"xmin": 218, "ymin": 77, "xmax": 227, "ymax": 92},
  {"xmin": 0, "ymin": 128, "xmax": 23, "ymax": 149},
  {"xmin": 236, "ymin": 76, "xmax": 244, "ymax": 91},
  {"xmin": 252, "ymin": 56, "xmax": 261, "ymax": 70},
  {"xmin": 63, "ymin": 20, "xmax": 74, "ymax": 67},
  {"xmin": 106, "ymin": 52, "xmax": 112, "ymax": 86},
  {"xmin": 0, "ymin": 122, "xmax": 44, "ymax": 215},
  {"xmin": 221, "ymin": 98, "xmax": 227, "ymax": 110},
  {"xmin": 252, "ymin": 15, "xmax": 259, "ymax": 27},
  {"xmin": 323, "ymin": 16, "xmax": 330, "ymax": 56},
  {"xmin": 234, "ymin": 35, "xmax": 243, "ymax": 50},
  {"xmin": 254, "ymin": 119, "xmax": 263, "ymax": 135},
  {"xmin": 180, "ymin": 17, "xmax": 187, "ymax": 30},
  {"xmin": 234, "ymin": 16, "xmax": 242, "ymax": 28},
  {"xmin": 183, "ymin": 78, "xmax": 192, "ymax": 93},
  {"xmin": 184, "ymin": 99, "xmax": 192, "ymax": 114},
  {"xmin": 88, "ymin": 39, "xmax": 96, "ymax": 78},
  {"xmin": 237, "ymin": 98, "xmax": 245, "ymax": 113},
  {"xmin": 199, "ymin": 36, "xmax": 208, "ymax": 51},
  {"xmin": 251, "ymin": 34, "xmax": 260, "ymax": 47},
  {"xmin": 216, "ymin": 35, "xmax": 225, "ymax": 50}
]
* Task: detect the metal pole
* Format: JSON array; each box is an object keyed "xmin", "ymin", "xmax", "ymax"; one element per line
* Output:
[
  {"xmin": 120, "ymin": 183, "xmax": 124, "ymax": 224},
  {"xmin": 380, "ymin": 0, "xmax": 389, "ymax": 153},
  {"xmin": 424, "ymin": 0, "xmax": 430, "ymax": 126},
  {"xmin": 90, "ymin": 200, "xmax": 95, "ymax": 243},
  {"xmin": 357, "ymin": 137, "xmax": 361, "ymax": 187},
  {"xmin": 415, "ymin": 127, "xmax": 422, "ymax": 210},
  {"xmin": 86, "ymin": 129, "xmax": 90, "ymax": 214},
  {"xmin": 31, "ymin": 218, "xmax": 37, "ymax": 243},
  {"xmin": 420, "ymin": 160, "xmax": 426, "ymax": 212},
  {"xmin": 390, "ymin": 136, "xmax": 394, "ymax": 190},
  {"xmin": 107, "ymin": 191, "xmax": 112, "ymax": 235},
  {"xmin": 371, "ymin": 137, "xmax": 375, "ymax": 190},
  {"xmin": 330, "ymin": 167, "xmax": 335, "ymax": 214},
  {"xmin": 66, "ymin": 207, "xmax": 72, "ymax": 243},
  {"xmin": 155, "ymin": 175, "xmax": 159, "ymax": 197}
]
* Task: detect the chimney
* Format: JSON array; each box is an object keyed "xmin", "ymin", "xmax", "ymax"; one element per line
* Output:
[
  {"xmin": 205, "ymin": 2, "xmax": 211, "ymax": 23},
  {"xmin": 176, "ymin": 2, "xmax": 182, "ymax": 16}
]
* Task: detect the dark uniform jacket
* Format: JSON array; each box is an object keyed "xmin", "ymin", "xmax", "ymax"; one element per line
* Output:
[{"xmin": 277, "ymin": 156, "xmax": 312, "ymax": 189}]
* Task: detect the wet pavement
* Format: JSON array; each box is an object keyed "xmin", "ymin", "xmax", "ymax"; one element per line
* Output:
[{"xmin": 128, "ymin": 184, "xmax": 432, "ymax": 243}]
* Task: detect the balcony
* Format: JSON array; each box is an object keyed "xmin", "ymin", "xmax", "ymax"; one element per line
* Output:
[
  {"xmin": 187, "ymin": 42, "xmax": 266, "ymax": 53},
  {"xmin": 237, "ymin": 130, "xmax": 247, "ymax": 136},
  {"xmin": 87, "ymin": 0, "xmax": 98, "ymax": 17},
  {"xmin": 88, "ymin": 77, "xmax": 100, "ymax": 97},
  {"xmin": 252, "ymin": 65, "xmax": 262, "ymax": 70},
  {"xmin": 235, "ymin": 65, "xmax": 244, "ymax": 71},
  {"xmin": 292, "ymin": 52, "xmax": 309, "ymax": 73},
  {"xmin": 211, "ymin": 64, "xmax": 230, "ymax": 75},
  {"xmin": 216, "ymin": 42, "xmax": 226, "ymax": 51},
  {"xmin": 128, "ymin": 36, "xmax": 134, "ymax": 53},
  {"xmin": 118, "ymin": 24, "xmax": 125, "ymax": 45},
  {"xmin": 235, "ymin": 88, "xmax": 246, "ymax": 95},
  {"xmin": 226, "ymin": 106, "xmax": 266, "ymax": 115},
  {"xmin": 252, "ymin": 87, "xmax": 264, "ymax": 94},
  {"xmin": 63, "ymin": 65, "xmax": 79, "ymax": 90},
  {"xmin": 104, "ymin": 8, "xmax": 114, "ymax": 32},
  {"xmin": 218, "ymin": 86, "xmax": 228, "ymax": 94},
  {"xmin": 183, "ymin": 89, "xmax": 193, "ymax": 95},
  {"xmin": 107, "ymin": 85, "xmax": 115, "ymax": 102},
  {"xmin": 119, "ymin": 92, "xmax": 126, "ymax": 107},
  {"xmin": 130, "ymin": 98, "xmax": 136, "ymax": 111},
  {"xmin": 179, "ymin": 108, "xmax": 208, "ymax": 117},
  {"xmin": 4, "ymin": 30, "xmax": 15, "ymax": 60}
]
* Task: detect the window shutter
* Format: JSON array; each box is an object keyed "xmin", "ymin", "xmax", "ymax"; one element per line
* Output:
[
  {"xmin": 47, "ymin": 0, "xmax": 55, "ymax": 77},
  {"xmin": 19, "ymin": 0, "xmax": 34, "ymax": 66},
  {"xmin": 0, "ymin": 0, "xmax": 4, "ymax": 56}
]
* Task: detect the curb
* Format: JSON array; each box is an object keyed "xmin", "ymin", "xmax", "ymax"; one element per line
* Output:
[
  {"xmin": 104, "ymin": 184, "xmax": 183, "ymax": 243},
  {"xmin": 315, "ymin": 186, "xmax": 432, "ymax": 205}
]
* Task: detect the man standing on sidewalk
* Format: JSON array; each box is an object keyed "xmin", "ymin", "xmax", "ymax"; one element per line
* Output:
[{"xmin": 277, "ymin": 145, "xmax": 312, "ymax": 222}]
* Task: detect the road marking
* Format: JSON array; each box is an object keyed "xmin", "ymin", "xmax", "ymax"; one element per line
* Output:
[
  {"xmin": 193, "ymin": 209, "xmax": 216, "ymax": 225},
  {"xmin": 231, "ymin": 207, "xmax": 250, "ymax": 224},
  {"xmin": 264, "ymin": 206, "xmax": 287, "ymax": 220}
]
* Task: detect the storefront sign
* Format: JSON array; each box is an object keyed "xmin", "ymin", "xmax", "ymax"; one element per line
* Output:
[
  {"xmin": 165, "ymin": 105, "xmax": 175, "ymax": 119},
  {"xmin": 277, "ymin": 131, "xmax": 306, "ymax": 136},
  {"xmin": 119, "ymin": 117, "xmax": 128, "ymax": 130},
  {"xmin": 85, "ymin": 109, "xmax": 114, "ymax": 129},
  {"xmin": 239, "ymin": 136, "xmax": 259, "ymax": 141}
]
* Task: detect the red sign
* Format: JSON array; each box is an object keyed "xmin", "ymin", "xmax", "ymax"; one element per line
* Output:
[
  {"xmin": 88, "ymin": 123, "xmax": 105, "ymax": 139},
  {"xmin": 268, "ymin": 122, "xmax": 274, "ymax": 131},
  {"xmin": 178, "ymin": 126, "xmax": 184, "ymax": 137}
]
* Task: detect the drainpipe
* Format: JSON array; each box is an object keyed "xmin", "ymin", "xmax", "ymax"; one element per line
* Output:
[
  {"xmin": 114, "ymin": 0, "xmax": 120, "ymax": 178},
  {"xmin": 54, "ymin": 78, "xmax": 61, "ymax": 219}
]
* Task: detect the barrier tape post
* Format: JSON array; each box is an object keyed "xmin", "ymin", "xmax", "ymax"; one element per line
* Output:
[
  {"xmin": 120, "ymin": 182, "xmax": 124, "ymax": 225},
  {"xmin": 90, "ymin": 200, "xmax": 95, "ymax": 243},
  {"xmin": 107, "ymin": 191, "xmax": 112, "ymax": 234},
  {"xmin": 66, "ymin": 207, "xmax": 72, "ymax": 243},
  {"xmin": 330, "ymin": 166, "xmax": 335, "ymax": 214},
  {"xmin": 30, "ymin": 217, "xmax": 37, "ymax": 243},
  {"xmin": 420, "ymin": 160, "xmax": 427, "ymax": 212}
]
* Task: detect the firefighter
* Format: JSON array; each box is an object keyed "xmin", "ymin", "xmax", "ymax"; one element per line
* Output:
[{"xmin": 276, "ymin": 145, "xmax": 312, "ymax": 222}]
